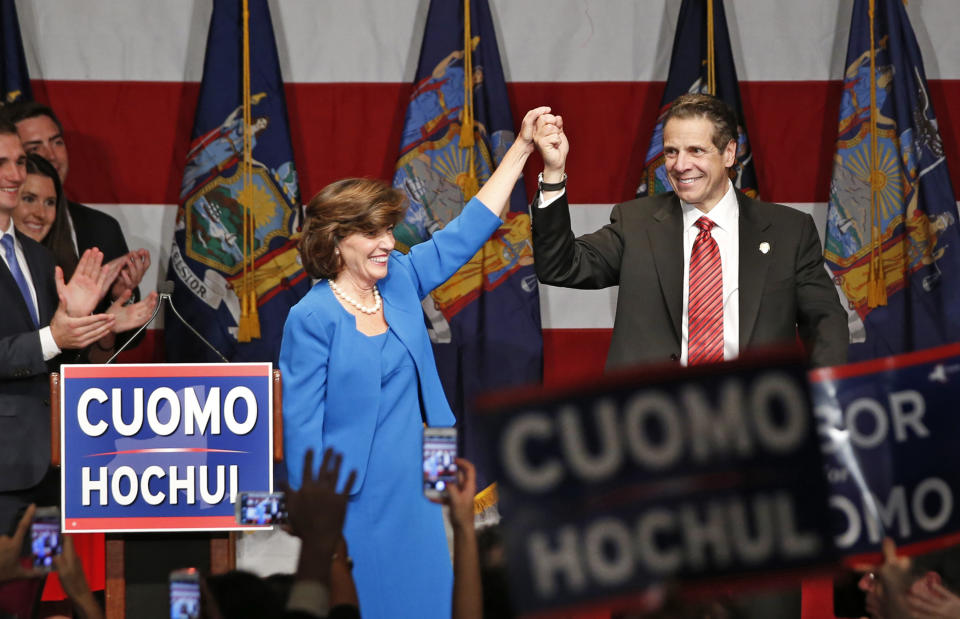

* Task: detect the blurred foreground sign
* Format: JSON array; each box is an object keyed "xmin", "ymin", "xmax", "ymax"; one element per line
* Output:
[
  {"xmin": 811, "ymin": 342, "xmax": 960, "ymax": 560},
  {"xmin": 477, "ymin": 354, "xmax": 835, "ymax": 617}
]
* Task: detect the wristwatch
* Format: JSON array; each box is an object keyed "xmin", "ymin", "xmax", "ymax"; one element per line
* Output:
[{"xmin": 538, "ymin": 172, "xmax": 567, "ymax": 192}]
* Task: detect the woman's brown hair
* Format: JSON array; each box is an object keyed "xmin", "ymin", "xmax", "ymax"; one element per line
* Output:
[
  {"xmin": 299, "ymin": 178, "xmax": 407, "ymax": 280},
  {"xmin": 26, "ymin": 153, "xmax": 79, "ymax": 279}
]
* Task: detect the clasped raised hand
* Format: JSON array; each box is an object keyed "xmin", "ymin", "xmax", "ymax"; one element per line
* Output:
[{"xmin": 534, "ymin": 112, "xmax": 569, "ymax": 173}]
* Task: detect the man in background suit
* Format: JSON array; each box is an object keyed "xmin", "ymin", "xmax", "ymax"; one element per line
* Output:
[
  {"xmin": 531, "ymin": 94, "xmax": 848, "ymax": 369},
  {"xmin": 6, "ymin": 101, "xmax": 151, "ymax": 350}
]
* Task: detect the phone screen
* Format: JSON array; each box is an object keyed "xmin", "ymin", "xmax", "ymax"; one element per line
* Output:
[
  {"xmin": 236, "ymin": 491, "xmax": 287, "ymax": 525},
  {"xmin": 423, "ymin": 429, "xmax": 458, "ymax": 496},
  {"xmin": 30, "ymin": 510, "xmax": 62, "ymax": 571},
  {"xmin": 169, "ymin": 571, "xmax": 201, "ymax": 619}
]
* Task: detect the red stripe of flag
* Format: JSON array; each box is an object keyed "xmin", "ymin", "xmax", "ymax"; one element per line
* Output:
[{"xmin": 31, "ymin": 80, "xmax": 960, "ymax": 207}]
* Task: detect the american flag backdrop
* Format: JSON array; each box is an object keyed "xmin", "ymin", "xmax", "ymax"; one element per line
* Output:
[{"xmin": 13, "ymin": 0, "xmax": 960, "ymax": 386}]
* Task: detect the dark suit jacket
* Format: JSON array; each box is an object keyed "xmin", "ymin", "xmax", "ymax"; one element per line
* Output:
[
  {"xmin": 531, "ymin": 190, "xmax": 849, "ymax": 369},
  {"xmin": 68, "ymin": 200, "xmax": 131, "ymax": 266},
  {"xmin": 0, "ymin": 231, "xmax": 59, "ymax": 494}
]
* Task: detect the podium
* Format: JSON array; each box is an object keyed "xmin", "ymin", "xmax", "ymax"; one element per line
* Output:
[{"xmin": 50, "ymin": 368, "xmax": 285, "ymax": 619}]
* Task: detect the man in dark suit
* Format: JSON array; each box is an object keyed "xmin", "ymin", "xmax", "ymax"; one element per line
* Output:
[
  {"xmin": 0, "ymin": 121, "xmax": 115, "ymax": 534},
  {"xmin": 531, "ymin": 94, "xmax": 848, "ymax": 369},
  {"xmin": 6, "ymin": 101, "xmax": 151, "ymax": 352}
]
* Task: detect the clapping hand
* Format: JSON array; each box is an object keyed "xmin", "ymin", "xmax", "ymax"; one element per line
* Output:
[
  {"xmin": 50, "ymin": 292, "xmax": 115, "ymax": 350},
  {"xmin": 57, "ymin": 249, "xmax": 121, "ymax": 317},
  {"xmin": 107, "ymin": 289, "xmax": 159, "ymax": 332},
  {"xmin": 108, "ymin": 249, "xmax": 151, "ymax": 302}
]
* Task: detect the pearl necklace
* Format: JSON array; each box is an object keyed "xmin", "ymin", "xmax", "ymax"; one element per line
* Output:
[{"xmin": 329, "ymin": 279, "xmax": 382, "ymax": 314}]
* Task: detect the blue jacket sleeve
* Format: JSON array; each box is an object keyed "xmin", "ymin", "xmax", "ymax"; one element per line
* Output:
[
  {"xmin": 279, "ymin": 302, "xmax": 331, "ymax": 490},
  {"xmin": 400, "ymin": 196, "xmax": 503, "ymax": 299}
]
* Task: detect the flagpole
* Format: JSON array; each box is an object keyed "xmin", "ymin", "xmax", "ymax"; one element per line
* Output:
[
  {"xmin": 706, "ymin": 0, "xmax": 716, "ymax": 95},
  {"xmin": 239, "ymin": 0, "xmax": 261, "ymax": 340},
  {"xmin": 867, "ymin": 0, "xmax": 887, "ymax": 307},
  {"xmin": 458, "ymin": 0, "xmax": 495, "ymax": 514}
]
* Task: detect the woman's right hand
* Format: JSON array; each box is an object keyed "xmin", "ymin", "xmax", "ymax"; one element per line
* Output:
[{"xmin": 514, "ymin": 106, "xmax": 552, "ymax": 156}]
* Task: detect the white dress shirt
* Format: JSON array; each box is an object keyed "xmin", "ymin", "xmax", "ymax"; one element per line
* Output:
[
  {"xmin": 680, "ymin": 180, "xmax": 739, "ymax": 365},
  {"xmin": 1, "ymin": 219, "xmax": 61, "ymax": 360}
]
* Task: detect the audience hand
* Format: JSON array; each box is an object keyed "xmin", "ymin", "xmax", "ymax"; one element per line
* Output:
[
  {"xmin": 858, "ymin": 537, "xmax": 915, "ymax": 619},
  {"xmin": 906, "ymin": 576, "xmax": 960, "ymax": 619},
  {"xmin": 57, "ymin": 249, "xmax": 120, "ymax": 316},
  {"xmin": 287, "ymin": 448, "xmax": 357, "ymax": 553},
  {"xmin": 284, "ymin": 447, "xmax": 357, "ymax": 594},
  {"xmin": 50, "ymin": 295, "xmax": 115, "ymax": 349},
  {"xmin": 430, "ymin": 458, "xmax": 476, "ymax": 532},
  {"xmin": 52, "ymin": 535, "xmax": 105, "ymax": 619},
  {"xmin": 108, "ymin": 248, "xmax": 151, "ymax": 301},
  {"xmin": 107, "ymin": 289, "xmax": 158, "ymax": 332},
  {"xmin": 0, "ymin": 505, "xmax": 41, "ymax": 582},
  {"xmin": 329, "ymin": 536, "xmax": 360, "ymax": 609}
]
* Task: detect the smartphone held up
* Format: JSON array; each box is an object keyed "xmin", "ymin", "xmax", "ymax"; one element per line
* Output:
[
  {"xmin": 169, "ymin": 567, "xmax": 201, "ymax": 619},
  {"xmin": 30, "ymin": 506, "xmax": 62, "ymax": 572},
  {"xmin": 423, "ymin": 427, "xmax": 458, "ymax": 499},
  {"xmin": 235, "ymin": 491, "xmax": 287, "ymax": 526}
]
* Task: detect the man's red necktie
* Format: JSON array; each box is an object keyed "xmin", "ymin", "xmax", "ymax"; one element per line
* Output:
[{"xmin": 687, "ymin": 216, "xmax": 724, "ymax": 364}]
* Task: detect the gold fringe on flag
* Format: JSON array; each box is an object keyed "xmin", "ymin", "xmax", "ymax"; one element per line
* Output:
[
  {"xmin": 706, "ymin": 0, "xmax": 716, "ymax": 96},
  {"xmin": 458, "ymin": 0, "xmax": 479, "ymax": 200},
  {"xmin": 866, "ymin": 0, "xmax": 887, "ymax": 307},
  {"xmin": 473, "ymin": 482, "xmax": 498, "ymax": 515},
  {"xmin": 237, "ymin": 0, "xmax": 261, "ymax": 341}
]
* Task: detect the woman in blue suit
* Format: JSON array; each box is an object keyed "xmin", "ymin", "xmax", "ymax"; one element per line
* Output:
[{"xmin": 281, "ymin": 107, "xmax": 550, "ymax": 618}]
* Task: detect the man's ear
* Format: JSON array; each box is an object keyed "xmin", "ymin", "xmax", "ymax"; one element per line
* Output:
[{"xmin": 722, "ymin": 139, "xmax": 737, "ymax": 168}]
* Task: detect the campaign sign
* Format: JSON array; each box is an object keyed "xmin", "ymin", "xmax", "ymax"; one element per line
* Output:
[
  {"xmin": 810, "ymin": 342, "xmax": 960, "ymax": 560},
  {"xmin": 476, "ymin": 354, "xmax": 835, "ymax": 617},
  {"xmin": 60, "ymin": 363, "xmax": 273, "ymax": 532}
]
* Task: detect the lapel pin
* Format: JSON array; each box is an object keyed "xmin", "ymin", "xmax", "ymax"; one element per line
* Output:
[{"xmin": 759, "ymin": 242, "xmax": 770, "ymax": 254}]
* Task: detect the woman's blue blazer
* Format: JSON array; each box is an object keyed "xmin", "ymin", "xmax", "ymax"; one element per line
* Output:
[{"xmin": 280, "ymin": 197, "xmax": 501, "ymax": 491}]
